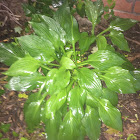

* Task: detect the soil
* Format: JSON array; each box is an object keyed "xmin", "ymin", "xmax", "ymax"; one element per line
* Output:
[{"xmin": 0, "ymin": 1, "xmax": 140, "ymax": 140}]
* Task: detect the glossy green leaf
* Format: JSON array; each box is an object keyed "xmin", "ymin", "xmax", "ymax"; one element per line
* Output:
[
  {"xmin": 68, "ymin": 86, "xmax": 86, "ymax": 122},
  {"xmin": 79, "ymin": 32, "xmax": 96, "ymax": 54},
  {"xmin": 60, "ymin": 56, "xmax": 76, "ymax": 69},
  {"xmin": 30, "ymin": 15, "xmax": 66, "ymax": 51},
  {"xmin": 54, "ymin": 2, "xmax": 80, "ymax": 44},
  {"xmin": 77, "ymin": 67, "xmax": 102, "ymax": 97},
  {"xmin": 3, "ymin": 55, "xmax": 40, "ymax": 76},
  {"xmin": 24, "ymin": 92, "xmax": 42, "ymax": 130},
  {"xmin": 82, "ymin": 106, "xmax": 101, "ymax": 140},
  {"xmin": 46, "ymin": 68, "xmax": 71, "ymax": 95},
  {"xmin": 110, "ymin": 18, "xmax": 137, "ymax": 31},
  {"xmin": 18, "ymin": 35, "xmax": 55, "ymax": 62},
  {"xmin": 96, "ymin": 35, "xmax": 107, "ymax": 50},
  {"xmin": 109, "ymin": 30, "xmax": 130, "ymax": 52},
  {"xmin": 130, "ymin": 69, "xmax": 140, "ymax": 91},
  {"xmin": 102, "ymin": 66, "xmax": 136, "ymax": 94},
  {"xmin": 45, "ymin": 112, "xmax": 62, "ymax": 140},
  {"xmin": 0, "ymin": 43, "xmax": 24, "ymax": 66},
  {"xmin": 88, "ymin": 50, "xmax": 125, "ymax": 70},
  {"xmin": 44, "ymin": 89, "xmax": 67, "ymax": 119},
  {"xmin": 102, "ymin": 88, "xmax": 118, "ymax": 106},
  {"xmin": 58, "ymin": 110, "xmax": 80, "ymax": 140},
  {"xmin": 5, "ymin": 72, "xmax": 46, "ymax": 92},
  {"xmin": 99, "ymin": 99, "xmax": 122, "ymax": 131}
]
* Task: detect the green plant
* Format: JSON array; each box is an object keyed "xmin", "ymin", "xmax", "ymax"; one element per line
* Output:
[{"xmin": 0, "ymin": 0, "xmax": 140, "ymax": 140}]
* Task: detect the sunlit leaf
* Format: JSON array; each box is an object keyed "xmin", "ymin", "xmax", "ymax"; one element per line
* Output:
[
  {"xmin": 88, "ymin": 50, "xmax": 125, "ymax": 70},
  {"xmin": 99, "ymin": 99, "xmax": 122, "ymax": 131},
  {"xmin": 3, "ymin": 55, "xmax": 40, "ymax": 76},
  {"xmin": 5, "ymin": 72, "xmax": 45, "ymax": 92},
  {"xmin": 77, "ymin": 67, "xmax": 102, "ymax": 97},
  {"xmin": 102, "ymin": 66, "xmax": 136, "ymax": 94},
  {"xmin": 96, "ymin": 35, "xmax": 107, "ymax": 50}
]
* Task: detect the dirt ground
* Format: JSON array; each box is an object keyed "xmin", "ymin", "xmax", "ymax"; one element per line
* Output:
[{"xmin": 0, "ymin": 0, "xmax": 140, "ymax": 140}]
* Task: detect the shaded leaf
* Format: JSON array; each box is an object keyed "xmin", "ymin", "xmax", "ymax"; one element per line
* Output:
[
  {"xmin": 82, "ymin": 106, "xmax": 101, "ymax": 140},
  {"xmin": 102, "ymin": 88, "xmax": 118, "ymax": 106},
  {"xmin": 0, "ymin": 43, "xmax": 24, "ymax": 66},
  {"xmin": 109, "ymin": 30, "xmax": 130, "ymax": 52},
  {"xmin": 77, "ymin": 67, "xmax": 102, "ymax": 97},
  {"xmin": 102, "ymin": 66, "xmax": 136, "ymax": 94},
  {"xmin": 88, "ymin": 50, "xmax": 125, "ymax": 70},
  {"xmin": 3, "ymin": 55, "xmax": 40, "ymax": 76},
  {"xmin": 5, "ymin": 72, "xmax": 46, "ymax": 92},
  {"xmin": 99, "ymin": 99, "xmax": 122, "ymax": 131},
  {"xmin": 79, "ymin": 32, "xmax": 96, "ymax": 54}
]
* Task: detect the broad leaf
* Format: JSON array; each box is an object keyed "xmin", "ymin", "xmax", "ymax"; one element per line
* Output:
[
  {"xmin": 82, "ymin": 106, "xmax": 101, "ymax": 140},
  {"xmin": 3, "ymin": 55, "xmax": 40, "ymax": 76},
  {"xmin": 18, "ymin": 35, "xmax": 55, "ymax": 62},
  {"xmin": 54, "ymin": 2, "xmax": 80, "ymax": 44},
  {"xmin": 98, "ymin": 99, "xmax": 122, "ymax": 131},
  {"xmin": 60, "ymin": 56, "xmax": 76, "ymax": 69},
  {"xmin": 44, "ymin": 89, "xmax": 67, "ymax": 119},
  {"xmin": 79, "ymin": 32, "xmax": 96, "ymax": 54},
  {"xmin": 110, "ymin": 18, "xmax": 137, "ymax": 31},
  {"xmin": 5, "ymin": 72, "xmax": 46, "ymax": 92},
  {"xmin": 58, "ymin": 110, "xmax": 80, "ymax": 140},
  {"xmin": 96, "ymin": 35, "xmax": 107, "ymax": 50},
  {"xmin": 45, "ymin": 112, "xmax": 62, "ymax": 140},
  {"xmin": 77, "ymin": 67, "xmax": 102, "ymax": 97},
  {"xmin": 102, "ymin": 66, "xmax": 136, "ymax": 94},
  {"xmin": 109, "ymin": 30, "xmax": 130, "ymax": 52},
  {"xmin": 130, "ymin": 69, "xmax": 140, "ymax": 91},
  {"xmin": 102, "ymin": 88, "xmax": 118, "ymax": 106},
  {"xmin": 30, "ymin": 15, "xmax": 66, "ymax": 51},
  {"xmin": 46, "ymin": 68, "xmax": 71, "ymax": 95},
  {"xmin": 0, "ymin": 43, "xmax": 24, "ymax": 66},
  {"xmin": 88, "ymin": 50, "xmax": 125, "ymax": 70},
  {"xmin": 68, "ymin": 86, "xmax": 86, "ymax": 122},
  {"xmin": 24, "ymin": 92, "xmax": 42, "ymax": 130}
]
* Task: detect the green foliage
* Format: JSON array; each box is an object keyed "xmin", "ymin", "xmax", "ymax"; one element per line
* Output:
[
  {"xmin": 0, "ymin": 123, "xmax": 11, "ymax": 133},
  {"xmin": 0, "ymin": 0, "xmax": 139, "ymax": 140}
]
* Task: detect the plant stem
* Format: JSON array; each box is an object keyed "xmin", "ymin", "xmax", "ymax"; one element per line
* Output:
[
  {"xmin": 40, "ymin": 64, "xmax": 51, "ymax": 70},
  {"xmin": 46, "ymin": 63, "xmax": 60, "ymax": 67},
  {"xmin": 97, "ymin": 27, "xmax": 110, "ymax": 37},
  {"xmin": 73, "ymin": 42, "xmax": 77, "ymax": 65},
  {"xmin": 77, "ymin": 60, "xmax": 89, "ymax": 67},
  {"xmin": 60, "ymin": 46, "xmax": 66, "ymax": 56}
]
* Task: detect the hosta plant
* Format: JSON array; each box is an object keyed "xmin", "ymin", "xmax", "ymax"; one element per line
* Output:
[{"xmin": 0, "ymin": 0, "xmax": 140, "ymax": 140}]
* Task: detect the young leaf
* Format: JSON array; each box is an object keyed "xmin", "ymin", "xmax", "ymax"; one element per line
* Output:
[
  {"xmin": 88, "ymin": 50, "xmax": 125, "ymax": 70},
  {"xmin": 109, "ymin": 30, "xmax": 130, "ymax": 52},
  {"xmin": 96, "ymin": 35, "xmax": 107, "ymax": 50},
  {"xmin": 58, "ymin": 110, "xmax": 80, "ymax": 140},
  {"xmin": 102, "ymin": 88, "xmax": 118, "ymax": 106},
  {"xmin": 46, "ymin": 68, "xmax": 71, "ymax": 95},
  {"xmin": 102, "ymin": 66, "xmax": 136, "ymax": 94},
  {"xmin": 18, "ymin": 35, "xmax": 55, "ymax": 62},
  {"xmin": 0, "ymin": 43, "xmax": 24, "ymax": 66},
  {"xmin": 54, "ymin": 3, "xmax": 80, "ymax": 44},
  {"xmin": 79, "ymin": 32, "xmax": 96, "ymax": 54},
  {"xmin": 3, "ymin": 55, "xmax": 40, "ymax": 76},
  {"xmin": 130, "ymin": 69, "xmax": 140, "ymax": 91},
  {"xmin": 109, "ymin": 18, "xmax": 137, "ymax": 31},
  {"xmin": 98, "ymin": 99, "xmax": 122, "ymax": 131},
  {"xmin": 5, "ymin": 72, "xmax": 46, "ymax": 92},
  {"xmin": 77, "ymin": 67, "xmax": 102, "ymax": 97},
  {"xmin": 60, "ymin": 56, "xmax": 76, "ymax": 70},
  {"xmin": 82, "ymin": 106, "xmax": 101, "ymax": 140},
  {"xmin": 68, "ymin": 86, "xmax": 86, "ymax": 122},
  {"xmin": 24, "ymin": 92, "xmax": 42, "ymax": 130},
  {"xmin": 44, "ymin": 89, "xmax": 67, "ymax": 119}
]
